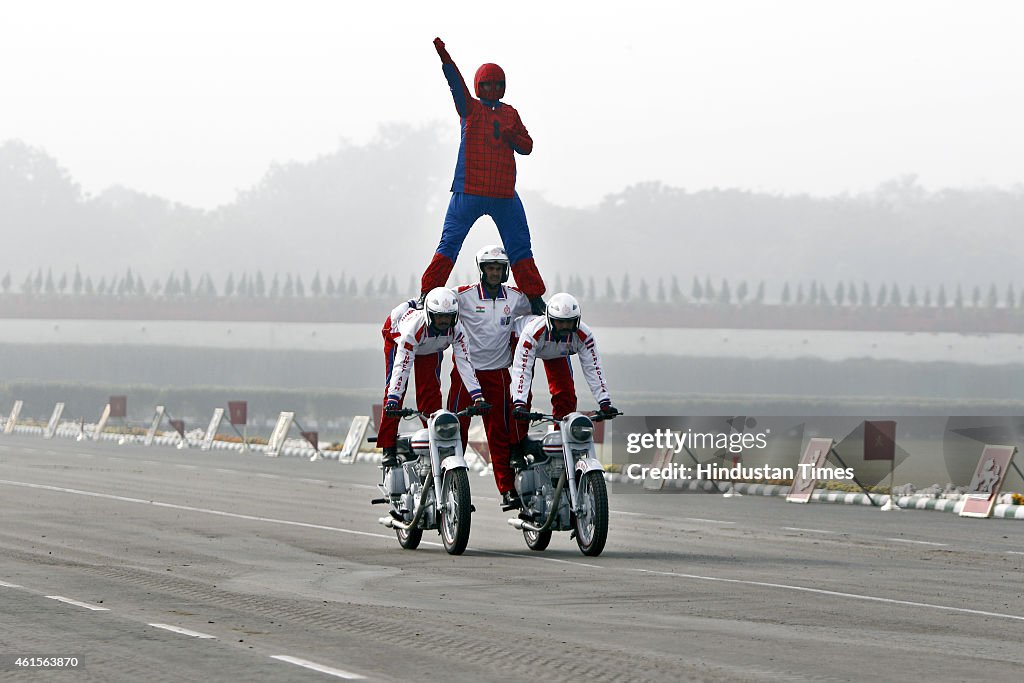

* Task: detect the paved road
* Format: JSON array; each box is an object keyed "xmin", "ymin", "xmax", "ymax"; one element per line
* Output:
[{"xmin": 0, "ymin": 435, "xmax": 1021, "ymax": 681}]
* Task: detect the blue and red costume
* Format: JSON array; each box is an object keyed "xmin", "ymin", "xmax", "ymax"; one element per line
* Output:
[{"xmin": 420, "ymin": 37, "xmax": 546, "ymax": 300}]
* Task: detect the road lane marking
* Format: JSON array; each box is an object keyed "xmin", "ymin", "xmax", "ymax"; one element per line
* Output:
[
  {"xmin": 0, "ymin": 479, "xmax": 395, "ymax": 541},
  {"xmin": 6, "ymin": 477, "xmax": 1022, "ymax": 622},
  {"xmin": 684, "ymin": 517, "xmax": 735, "ymax": 524},
  {"xmin": 0, "ymin": 478, "xmax": 602, "ymax": 569},
  {"xmin": 783, "ymin": 527, "xmax": 834, "ymax": 534},
  {"xmin": 0, "ymin": 580, "xmax": 23, "ymax": 588},
  {"xmin": 46, "ymin": 596, "xmax": 109, "ymax": 611},
  {"xmin": 885, "ymin": 538, "xmax": 948, "ymax": 547},
  {"xmin": 149, "ymin": 623, "xmax": 217, "ymax": 639},
  {"xmin": 271, "ymin": 655, "xmax": 366, "ymax": 680},
  {"xmin": 631, "ymin": 568, "xmax": 1024, "ymax": 622}
]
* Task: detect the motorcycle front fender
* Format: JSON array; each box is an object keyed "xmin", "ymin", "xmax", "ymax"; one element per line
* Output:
[
  {"xmin": 440, "ymin": 454, "xmax": 469, "ymax": 472},
  {"xmin": 574, "ymin": 457, "xmax": 605, "ymax": 476}
]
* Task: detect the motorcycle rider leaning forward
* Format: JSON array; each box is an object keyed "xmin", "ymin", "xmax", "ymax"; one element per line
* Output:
[
  {"xmin": 509, "ymin": 293, "xmax": 620, "ymax": 457},
  {"xmin": 378, "ymin": 287, "xmax": 489, "ymax": 468},
  {"xmin": 448, "ymin": 245, "xmax": 532, "ymax": 509}
]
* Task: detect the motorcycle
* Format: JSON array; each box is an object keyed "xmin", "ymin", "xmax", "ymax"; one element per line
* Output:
[
  {"xmin": 508, "ymin": 410, "xmax": 619, "ymax": 556},
  {"xmin": 372, "ymin": 405, "xmax": 485, "ymax": 555}
]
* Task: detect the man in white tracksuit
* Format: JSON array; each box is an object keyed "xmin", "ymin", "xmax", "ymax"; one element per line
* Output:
[
  {"xmin": 378, "ymin": 287, "xmax": 487, "ymax": 467},
  {"xmin": 509, "ymin": 293, "xmax": 618, "ymax": 430},
  {"xmin": 448, "ymin": 245, "xmax": 532, "ymax": 508}
]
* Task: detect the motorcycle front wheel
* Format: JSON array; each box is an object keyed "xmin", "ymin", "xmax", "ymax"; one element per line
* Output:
[
  {"xmin": 574, "ymin": 471, "xmax": 609, "ymax": 556},
  {"xmin": 439, "ymin": 468, "xmax": 472, "ymax": 555}
]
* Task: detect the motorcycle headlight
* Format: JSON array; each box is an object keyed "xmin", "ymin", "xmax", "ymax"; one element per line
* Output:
[
  {"xmin": 433, "ymin": 413, "xmax": 460, "ymax": 440},
  {"xmin": 569, "ymin": 415, "xmax": 594, "ymax": 442}
]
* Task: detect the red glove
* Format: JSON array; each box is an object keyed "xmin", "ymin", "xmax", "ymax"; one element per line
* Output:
[{"xmin": 434, "ymin": 37, "xmax": 452, "ymax": 64}]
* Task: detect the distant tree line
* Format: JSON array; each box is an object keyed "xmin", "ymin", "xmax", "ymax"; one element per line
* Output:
[
  {"xmin": 4, "ymin": 266, "xmax": 404, "ymax": 301},
  {"xmin": 4, "ymin": 266, "xmax": 1023, "ymax": 311},
  {"xmin": 6, "ymin": 135, "xmax": 1024, "ymax": 300}
]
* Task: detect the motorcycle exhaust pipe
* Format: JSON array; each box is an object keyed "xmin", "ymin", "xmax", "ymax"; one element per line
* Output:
[
  {"xmin": 506, "ymin": 471, "xmax": 567, "ymax": 533},
  {"xmin": 379, "ymin": 478, "xmax": 434, "ymax": 531}
]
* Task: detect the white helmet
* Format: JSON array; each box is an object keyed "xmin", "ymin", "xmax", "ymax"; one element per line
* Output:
[
  {"xmin": 545, "ymin": 292, "xmax": 581, "ymax": 337},
  {"xmin": 475, "ymin": 244, "xmax": 510, "ymax": 284},
  {"xmin": 424, "ymin": 287, "xmax": 459, "ymax": 329}
]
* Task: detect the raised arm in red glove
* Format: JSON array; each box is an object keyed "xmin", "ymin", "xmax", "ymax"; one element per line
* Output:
[{"xmin": 418, "ymin": 36, "xmax": 547, "ymax": 305}]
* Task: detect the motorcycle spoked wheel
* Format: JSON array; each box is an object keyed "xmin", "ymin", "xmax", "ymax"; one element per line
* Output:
[
  {"xmin": 523, "ymin": 528, "xmax": 552, "ymax": 551},
  {"xmin": 439, "ymin": 468, "xmax": 472, "ymax": 555},
  {"xmin": 574, "ymin": 471, "xmax": 609, "ymax": 556},
  {"xmin": 396, "ymin": 524, "xmax": 423, "ymax": 550}
]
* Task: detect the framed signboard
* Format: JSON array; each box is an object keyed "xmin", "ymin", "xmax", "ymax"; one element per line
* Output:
[
  {"xmin": 959, "ymin": 445, "xmax": 1018, "ymax": 518},
  {"xmin": 787, "ymin": 437, "xmax": 834, "ymax": 503}
]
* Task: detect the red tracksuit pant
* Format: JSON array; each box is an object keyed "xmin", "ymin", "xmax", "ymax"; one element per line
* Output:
[
  {"xmin": 376, "ymin": 333, "xmax": 442, "ymax": 449},
  {"xmin": 509, "ymin": 356, "xmax": 577, "ymax": 443},
  {"xmin": 449, "ymin": 366, "xmax": 516, "ymax": 494}
]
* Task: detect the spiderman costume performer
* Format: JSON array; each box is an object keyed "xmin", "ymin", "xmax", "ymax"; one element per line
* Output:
[{"xmin": 419, "ymin": 37, "xmax": 547, "ymax": 311}]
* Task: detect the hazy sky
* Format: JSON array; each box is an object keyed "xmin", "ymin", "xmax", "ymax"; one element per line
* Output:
[{"xmin": 3, "ymin": 1, "xmax": 1022, "ymax": 209}]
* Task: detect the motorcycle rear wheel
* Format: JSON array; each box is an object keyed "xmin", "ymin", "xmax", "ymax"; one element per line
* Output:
[
  {"xmin": 523, "ymin": 528, "xmax": 552, "ymax": 551},
  {"xmin": 574, "ymin": 471, "xmax": 609, "ymax": 556},
  {"xmin": 396, "ymin": 524, "xmax": 422, "ymax": 550},
  {"xmin": 439, "ymin": 469, "xmax": 472, "ymax": 555}
]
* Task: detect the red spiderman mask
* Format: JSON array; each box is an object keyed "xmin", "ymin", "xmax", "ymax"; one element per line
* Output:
[{"xmin": 474, "ymin": 63, "xmax": 506, "ymax": 101}]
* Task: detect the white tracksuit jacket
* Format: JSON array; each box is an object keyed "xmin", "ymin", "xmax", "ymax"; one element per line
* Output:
[
  {"xmin": 386, "ymin": 308, "xmax": 482, "ymax": 402},
  {"xmin": 509, "ymin": 315, "xmax": 611, "ymax": 406},
  {"xmin": 454, "ymin": 283, "xmax": 532, "ymax": 371}
]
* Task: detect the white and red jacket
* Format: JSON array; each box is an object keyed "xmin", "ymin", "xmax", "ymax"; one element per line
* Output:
[
  {"xmin": 386, "ymin": 308, "xmax": 483, "ymax": 402},
  {"xmin": 510, "ymin": 315, "xmax": 612, "ymax": 407},
  {"xmin": 384, "ymin": 299, "xmax": 417, "ymax": 336},
  {"xmin": 454, "ymin": 284, "xmax": 532, "ymax": 371}
]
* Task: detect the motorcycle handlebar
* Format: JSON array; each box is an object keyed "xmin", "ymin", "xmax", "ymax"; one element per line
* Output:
[
  {"xmin": 512, "ymin": 411, "xmax": 548, "ymax": 422},
  {"xmin": 456, "ymin": 404, "xmax": 489, "ymax": 418},
  {"xmin": 512, "ymin": 410, "xmax": 623, "ymax": 423},
  {"xmin": 392, "ymin": 406, "xmax": 620, "ymax": 422},
  {"xmin": 387, "ymin": 406, "xmax": 490, "ymax": 419}
]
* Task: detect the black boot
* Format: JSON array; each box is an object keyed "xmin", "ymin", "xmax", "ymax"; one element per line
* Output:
[
  {"xmin": 529, "ymin": 296, "xmax": 546, "ymax": 315},
  {"xmin": 381, "ymin": 447, "xmax": 399, "ymax": 467},
  {"xmin": 501, "ymin": 490, "xmax": 522, "ymax": 510}
]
